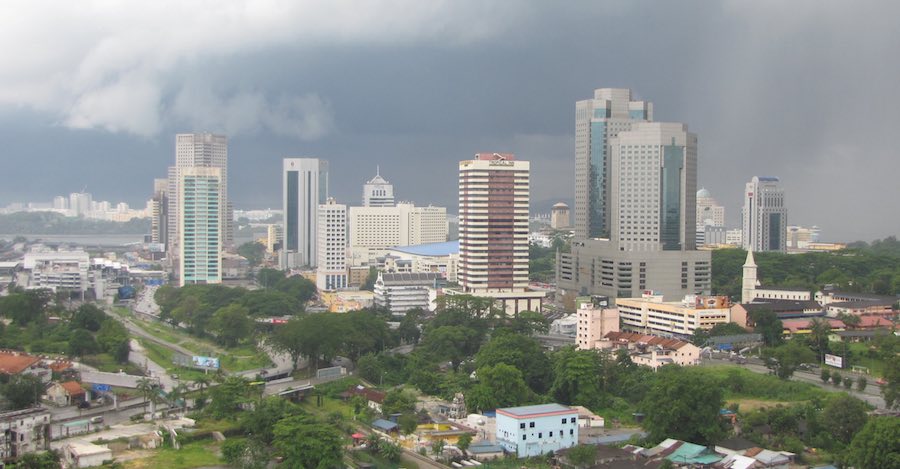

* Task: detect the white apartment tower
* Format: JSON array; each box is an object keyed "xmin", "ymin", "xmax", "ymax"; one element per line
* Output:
[
  {"xmin": 178, "ymin": 167, "xmax": 223, "ymax": 286},
  {"xmin": 696, "ymin": 188, "xmax": 726, "ymax": 245},
  {"xmin": 362, "ymin": 168, "xmax": 395, "ymax": 207},
  {"xmin": 458, "ymin": 153, "xmax": 530, "ymax": 293},
  {"xmin": 316, "ymin": 198, "xmax": 347, "ymax": 290},
  {"xmin": 167, "ymin": 133, "xmax": 229, "ymax": 254},
  {"xmin": 348, "ymin": 203, "xmax": 448, "ymax": 265},
  {"xmin": 742, "ymin": 176, "xmax": 787, "ymax": 252},
  {"xmin": 283, "ymin": 158, "xmax": 329, "ymax": 268}
]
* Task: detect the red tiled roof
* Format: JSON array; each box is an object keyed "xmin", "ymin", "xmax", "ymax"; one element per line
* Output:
[
  {"xmin": 49, "ymin": 361, "xmax": 73, "ymax": 372},
  {"xmin": 348, "ymin": 385, "xmax": 385, "ymax": 404},
  {"xmin": 0, "ymin": 351, "xmax": 41, "ymax": 374},
  {"xmin": 602, "ymin": 331, "xmax": 693, "ymax": 350},
  {"xmin": 61, "ymin": 381, "xmax": 85, "ymax": 396},
  {"xmin": 781, "ymin": 318, "xmax": 845, "ymax": 332}
]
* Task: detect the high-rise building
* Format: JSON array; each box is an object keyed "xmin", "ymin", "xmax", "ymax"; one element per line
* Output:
[
  {"xmin": 559, "ymin": 88, "xmax": 711, "ymax": 300},
  {"xmin": 69, "ymin": 192, "xmax": 92, "ymax": 217},
  {"xmin": 362, "ymin": 167, "xmax": 395, "ymax": 207},
  {"xmin": 167, "ymin": 133, "xmax": 229, "ymax": 254},
  {"xmin": 52, "ymin": 196, "xmax": 68, "ymax": 211},
  {"xmin": 348, "ymin": 203, "xmax": 447, "ymax": 265},
  {"xmin": 450, "ymin": 153, "xmax": 544, "ymax": 314},
  {"xmin": 150, "ymin": 178, "xmax": 168, "ymax": 246},
  {"xmin": 696, "ymin": 188, "xmax": 725, "ymax": 245},
  {"xmin": 282, "ymin": 158, "xmax": 329, "ymax": 268},
  {"xmin": 742, "ymin": 176, "xmax": 787, "ymax": 252},
  {"xmin": 316, "ymin": 198, "xmax": 347, "ymax": 290},
  {"xmin": 178, "ymin": 167, "xmax": 223, "ymax": 286},
  {"xmin": 574, "ymin": 88, "xmax": 653, "ymax": 239},
  {"xmin": 550, "ymin": 202, "xmax": 570, "ymax": 229}
]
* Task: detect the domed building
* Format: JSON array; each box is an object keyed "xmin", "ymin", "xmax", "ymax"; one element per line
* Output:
[{"xmin": 551, "ymin": 202, "xmax": 570, "ymax": 229}]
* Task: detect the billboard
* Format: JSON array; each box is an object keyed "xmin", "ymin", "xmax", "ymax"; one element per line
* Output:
[
  {"xmin": 91, "ymin": 383, "xmax": 111, "ymax": 392},
  {"xmin": 824, "ymin": 354, "xmax": 843, "ymax": 368},
  {"xmin": 192, "ymin": 356, "xmax": 220, "ymax": 369}
]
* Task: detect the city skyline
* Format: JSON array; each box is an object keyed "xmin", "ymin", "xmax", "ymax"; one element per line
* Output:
[{"xmin": 1, "ymin": 2, "xmax": 899, "ymax": 242}]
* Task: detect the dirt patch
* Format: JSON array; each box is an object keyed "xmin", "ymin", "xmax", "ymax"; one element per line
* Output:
[{"xmin": 726, "ymin": 398, "xmax": 792, "ymax": 413}]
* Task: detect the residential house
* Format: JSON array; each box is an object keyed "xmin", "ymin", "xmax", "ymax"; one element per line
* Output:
[
  {"xmin": 495, "ymin": 403, "xmax": 579, "ymax": 457},
  {"xmin": 601, "ymin": 331, "xmax": 701, "ymax": 368},
  {"xmin": 0, "ymin": 408, "xmax": 51, "ymax": 461},
  {"xmin": 46, "ymin": 381, "xmax": 86, "ymax": 407},
  {"xmin": 63, "ymin": 441, "xmax": 113, "ymax": 468}
]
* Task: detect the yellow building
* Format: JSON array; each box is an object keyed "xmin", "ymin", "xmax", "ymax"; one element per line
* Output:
[{"xmin": 616, "ymin": 293, "xmax": 743, "ymax": 337}]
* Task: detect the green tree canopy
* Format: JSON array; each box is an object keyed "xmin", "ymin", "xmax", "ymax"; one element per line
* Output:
[
  {"xmin": 210, "ymin": 304, "xmax": 254, "ymax": 347},
  {"xmin": 762, "ymin": 340, "xmax": 816, "ymax": 379},
  {"xmin": 641, "ymin": 367, "xmax": 726, "ymax": 445},
  {"xmin": 273, "ymin": 415, "xmax": 344, "ymax": 469},
  {"xmin": 475, "ymin": 332, "xmax": 552, "ymax": 394},
  {"xmin": 822, "ymin": 394, "xmax": 869, "ymax": 444},
  {"xmin": 845, "ymin": 416, "xmax": 900, "ymax": 469},
  {"xmin": 467, "ymin": 363, "xmax": 535, "ymax": 412}
]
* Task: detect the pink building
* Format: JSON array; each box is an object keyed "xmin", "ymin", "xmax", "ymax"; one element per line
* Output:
[{"xmin": 575, "ymin": 296, "xmax": 620, "ymax": 350}]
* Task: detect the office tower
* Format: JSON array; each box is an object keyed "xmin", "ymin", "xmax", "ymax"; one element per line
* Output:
[
  {"xmin": 348, "ymin": 203, "xmax": 447, "ymax": 265},
  {"xmin": 167, "ymin": 133, "xmax": 229, "ymax": 253},
  {"xmin": 69, "ymin": 192, "xmax": 92, "ymax": 217},
  {"xmin": 316, "ymin": 198, "xmax": 347, "ymax": 290},
  {"xmin": 178, "ymin": 167, "xmax": 223, "ymax": 286},
  {"xmin": 282, "ymin": 158, "xmax": 329, "ymax": 268},
  {"xmin": 450, "ymin": 153, "xmax": 544, "ymax": 314},
  {"xmin": 362, "ymin": 167, "xmax": 395, "ymax": 207},
  {"xmin": 559, "ymin": 88, "xmax": 711, "ymax": 300},
  {"xmin": 52, "ymin": 196, "xmax": 68, "ymax": 211},
  {"xmin": 150, "ymin": 178, "xmax": 168, "ymax": 245},
  {"xmin": 550, "ymin": 202, "xmax": 570, "ymax": 229},
  {"xmin": 742, "ymin": 176, "xmax": 787, "ymax": 252},
  {"xmin": 574, "ymin": 88, "xmax": 653, "ymax": 239},
  {"xmin": 696, "ymin": 188, "xmax": 725, "ymax": 244}
]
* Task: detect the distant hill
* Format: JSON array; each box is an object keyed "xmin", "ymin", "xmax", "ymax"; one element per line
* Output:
[{"xmin": 0, "ymin": 212, "xmax": 150, "ymax": 235}]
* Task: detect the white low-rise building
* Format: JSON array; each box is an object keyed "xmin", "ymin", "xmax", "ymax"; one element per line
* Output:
[
  {"xmin": 496, "ymin": 404, "xmax": 579, "ymax": 458},
  {"xmin": 63, "ymin": 441, "xmax": 113, "ymax": 468},
  {"xmin": 374, "ymin": 272, "xmax": 444, "ymax": 315},
  {"xmin": 575, "ymin": 296, "xmax": 620, "ymax": 350},
  {"xmin": 0, "ymin": 408, "xmax": 51, "ymax": 461}
]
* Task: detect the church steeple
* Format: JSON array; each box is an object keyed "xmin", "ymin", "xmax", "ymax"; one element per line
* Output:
[{"xmin": 741, "ymin": 250, "xmax": 758, "ymax": 304}]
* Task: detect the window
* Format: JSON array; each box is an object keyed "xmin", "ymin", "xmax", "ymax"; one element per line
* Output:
[
  {"xmin": 529, "ymin": 422, "xmax": 535, "ymax": 428},
  {"xmin": 561, "ymin": 418, "xmax": 567, "ymax": 424},
  {"xmin": 522, "ymin": 435, "xmax": 526, "ymax": 441},
  {"xmin": 549, "ymin": 431, "xmax": 554, "ymax": 437},
  {"xmin": 519, "ymin": 423, "xmax": 525, "ymax": 429},
  {"xmin": 570, "ymin": 417, "xmax": 576, "ymax": 423},
  {"xmin": 570, "ymin": 429, "xmax": 574, "ymax": 435},
  {"xmin": 538, "ymin": 432, "xmax": 542, "ymax": 438}
]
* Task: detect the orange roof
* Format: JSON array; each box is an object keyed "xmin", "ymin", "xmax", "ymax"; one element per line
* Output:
[
  {"xmin": 603, "ymin": 331, "xmax": 693, "ymax": 350},
  {"xmin": 61, "ymin": 381, "xmax": 85, "ymax": 396},
  {"xmin": 0, "ymin": 351, "xmax": 41, "ymax": 374},
  {"xmin": 49, "ymin": 361, "xmax": 73, "ymax": 372}
]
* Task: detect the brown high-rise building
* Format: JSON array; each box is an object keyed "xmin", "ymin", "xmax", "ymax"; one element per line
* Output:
[{"xmin": 453, "ymin": 153, "xmax": 544, "ymax": 314}]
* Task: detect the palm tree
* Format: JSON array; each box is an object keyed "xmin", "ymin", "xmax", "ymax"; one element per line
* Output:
[
  {"xmin": 193, "ymin": 375, "xmax": 211, "ymax": 408},
  {"xmin": 169, "ymin": 383, "xmax": 190, "ymax": 414},
  {"xmin": 136, "ymin": 378, "xmax": 155, "ymax": 414},
  {"xmin": 809, "ymin": 317, "xmax": 832, "ymax": 361}
]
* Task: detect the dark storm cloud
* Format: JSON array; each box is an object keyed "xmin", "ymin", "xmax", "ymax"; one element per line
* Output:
[{"xmin": 0, "ymin": 1, "xmax": 897, "ymax": 240}]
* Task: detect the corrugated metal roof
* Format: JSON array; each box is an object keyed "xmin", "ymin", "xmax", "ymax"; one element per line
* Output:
[{"xmin": 390, "ymin": 241, "xmax": 459, "ymax": 257}]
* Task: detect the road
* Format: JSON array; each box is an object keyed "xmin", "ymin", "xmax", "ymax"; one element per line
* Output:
[
  {"xmin": 702, "ymin": 358, "xmax": 887, "ymax": 408},
  {"xmin": 129, "ymin": 338, "xmax": 176, "ymax": 390}
]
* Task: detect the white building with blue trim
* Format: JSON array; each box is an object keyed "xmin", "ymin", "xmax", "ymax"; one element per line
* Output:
[{"xmin": 495, "ymin": 404, "xmax": 579, "ymax": 457}]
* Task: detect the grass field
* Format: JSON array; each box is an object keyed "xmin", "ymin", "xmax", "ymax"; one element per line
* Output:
[
  {"xmin": 843, "ymin": 342, "xmax": 886, "ymax": 378},
  {"xmin": 123, "ymin": 440, "xmax": 222, "ymax": 469},
  {"xmin": 725, "ymin": 398, "xmax": 793, "ymax": 413},
  {"xmin": 81, "ymin": 353, "xmax": 144, "ymax": 375}
]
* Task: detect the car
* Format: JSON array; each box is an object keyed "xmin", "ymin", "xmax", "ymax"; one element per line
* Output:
[{"xmin": 90, "ymin": 416, "xmax": 104, "ymax": 424}]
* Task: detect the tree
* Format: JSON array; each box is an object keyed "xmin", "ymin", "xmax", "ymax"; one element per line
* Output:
[
  {"xmin": 399, "ymin": 413, "xmax": 418, "ymax": 435},
  {"xmin": 844, "ymin": 376, "xmax": 854, "ymax": 389},
  {"xmin": 807, "ymin": 317, "xmax": 832, "ymax": 360},
  {"xmin": 96, "ymin": 319, "xmax": 130, "ymax": 363},
  {"xmin": 378, "ymin": 440, "xmax": 402, "ymax": 462},
  {"xmin": 222, "ymin": 438, "xmax": 268, "ymax": 469},
  {"xmin": 273, "ymin": 416, "xmax": 343, "ymax": 469},
  {"xmin": 566, "ymin": 444, "xmax": 598, "ymax": 468},
  {"xmin": 240, "ymin": 397, "xmax": 303, "ymax": 444},
  {"xmin": 821, "ymin": 369, "xmax": 831, "ymax": 383},
  {"xmin": 641, "ymin": 368, "xmax": 725, "ymax": 445},
  {"xmin": 1, "ymin": 373, "xmax": 44, "ymax": 409},
  {"xmin": 475, "ymin": 332, "xmax": 552, "ymax": 394},
  {"xmin": 210, "ymin": 304, "xmax": 254, "ymax": 347},
  {"xmin": 70, "ymin": 304, "xmax": 106, "ymax": 332},
  {"xmin": 431, "ymin": 439, "xmax": 446, "ymax": 456},
  {"xmin": 750, "ymin": 308, "xmax": 783, "ymax": 346},
  {"xmin": 845, "ymin": 416, "xmax": 900, "ymax": 469},
  {"xmin": 503, "ymin": 310, "xmax": 550, "ymax": 335},
  {"xmin": 16, "ymin": 449, "xmax": 62, "ymax": 469},
  {"xmin": 762, "ymin": 341, "xmax": 815, "ymax": 379},
  {"xmin": 237, "ymin": 242, "xmax": 267, "ymax": 267},
  {"xmin": 67, "ymin": 329, "xmax": 99, "ymax": 357},
  {"xmin": 550, "ymin": 347, "xmax": 604, "ymax": 408},
  {"xmin": 382, "ymin": 388, "xmax": 416, "ymax": 416},
  {"xmin": 397, "ymin": 308, "xmax": 423, "ymax": 344},
  {"xmin": 136, "ymin": 377, "xmax": 156, "ymax": 414},
  {"xmin": 207, "ymin": 376, "xmax": 251, "ymax": 419},
  {"xmin": 832, "ymin": 372, "xmax": 843, "ymax": 386},
  {"xmin": 457, "ymin": 433, "xmax": 473, "ymax": 453},
  {"xmin": 467, "ymin": 364, "xmax": 535, "ymax": 412},
  {"xmin": 822, "ymin": 395, "xmax": 869, "ymax": 444},
  {"xmin": 858, "ymin": 376, "xmax": 867, "ymax": 392},
  {"xmin": 421, "ymin": 325, "xmax": 482, "ymax": 371},
  {"xmin": 193, "ymin": 374, "xmax": 211, "ymax": 409},
  {"xmin": 883, "ymin": 358, "xmax": 900, "ymax": 409}
]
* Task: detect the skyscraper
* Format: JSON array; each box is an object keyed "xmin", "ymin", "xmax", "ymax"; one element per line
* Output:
[
  {"xmin": 178, "ymin": 167, "xmax": 223, "ymax": 286},
  {"xmin": 362, "ymin": 168, "xmax": 395, "ymax": 207},
  {"xmin": 559, "ymin": 89, "xmax": 711, "ymax": 300},
  {"xmin": 316, "ymin": 198, "xmax": 348, "ymax": 290},
  {"xmin": 451, "ymin": 153, "xmax": 544, "ymax": 314},
  {"xmin": 167, "ymin": 133, "xmax": 229, "ymax": 254},
  {"xmin": 150, "ymin": 178, "xmax": 168, "ymax": 245},
  {"xmin": 282, "ymin": 158, "xmax": 329, "ymax": 268},
  {"xmin": 575, "ymin": 88, "xmax": 653, "ymax": 239},
  {"xmin": 742, "ymin": 176, "xmax": 787, "ymax": 252}
]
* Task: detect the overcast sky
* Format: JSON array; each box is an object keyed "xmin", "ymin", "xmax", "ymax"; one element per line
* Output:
[{"xmin": 1, "ymin": 1, "xmax": 898, "ymax": 241}]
